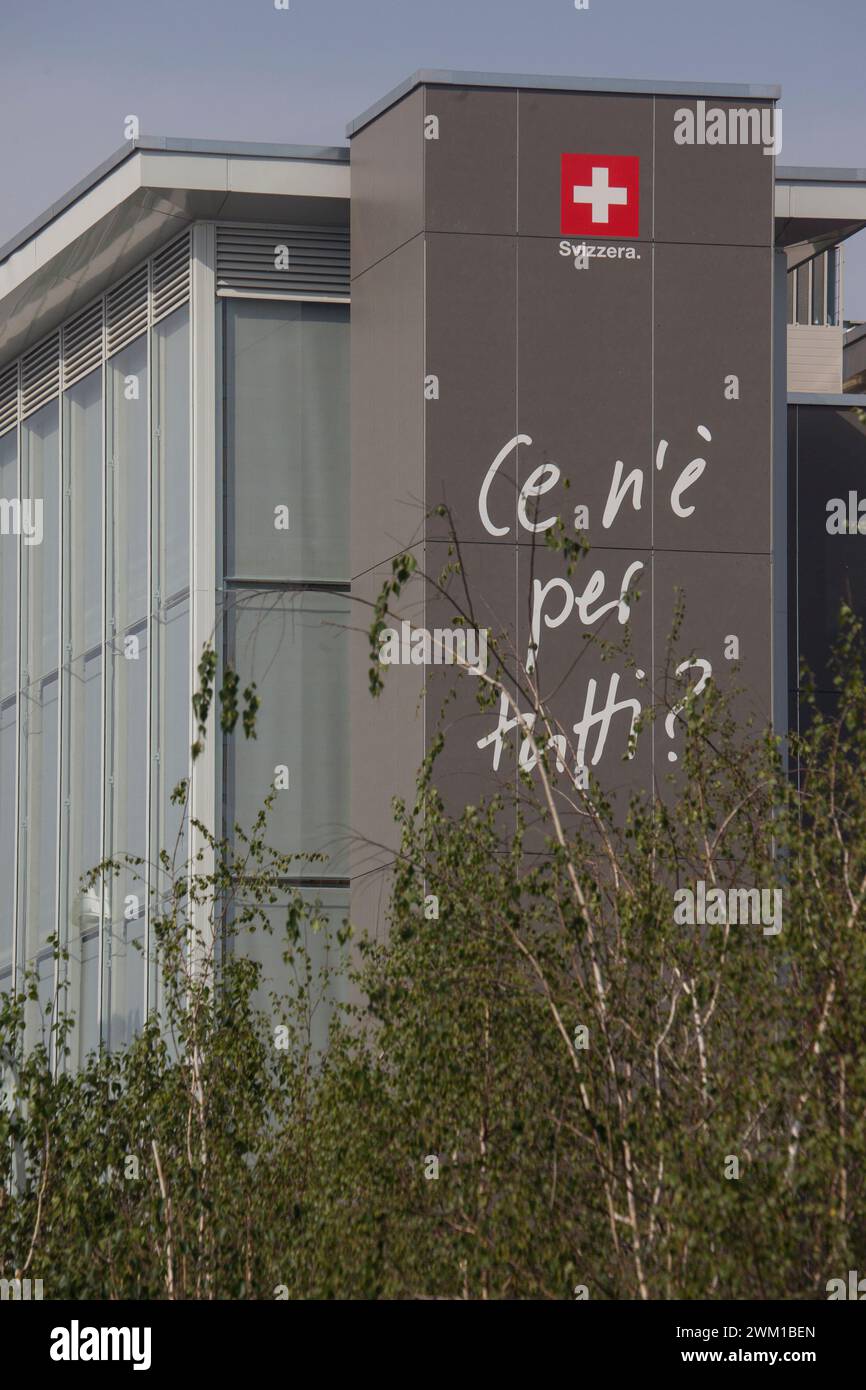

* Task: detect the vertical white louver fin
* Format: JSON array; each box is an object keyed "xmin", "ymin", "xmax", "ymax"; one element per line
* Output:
[
  {"xmin": 0, "ymin": 227, "xmax": 192, "ymax": 424},
  {"xmin": 21, "ymin": 334, "xmax": 60, "ymax": 418},
  {"xmin": 62, "ymin": 301, "xmax": 104, "ymax": 388},
  {"xmin": 216, "ymin": 224, "xmax": 350, "ymax": 298},
  {"xmin": 106, "ymin": 265, "xmax": 149, "ymax": 357},
  {"xmin": 0, "ymin": 362, "xmax": 18, "ymax": 435},
  {"xmin": 152, "ymin": 231, "xmax": 191, "ymax": 323}
]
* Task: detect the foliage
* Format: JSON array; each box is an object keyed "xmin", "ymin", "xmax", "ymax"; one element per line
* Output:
[{"xmin": 2, "ymin": 565, "xmax": 866, "ymax": 1299}]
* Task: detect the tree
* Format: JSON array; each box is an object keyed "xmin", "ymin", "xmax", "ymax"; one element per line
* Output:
[{"xmin": 1, "ymin": 524, "xmax": 865, "ymax": 1299}]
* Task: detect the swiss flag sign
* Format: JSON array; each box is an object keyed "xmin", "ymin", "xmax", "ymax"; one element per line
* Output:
[{"xmin": 560, "ymin": 153, "xmax": 640, "ymax": 238}]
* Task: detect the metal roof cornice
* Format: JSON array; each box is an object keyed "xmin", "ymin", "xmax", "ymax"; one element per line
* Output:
[{"xmin": 346, "ymin": 68, "xmax": 782, "ymax": 138}]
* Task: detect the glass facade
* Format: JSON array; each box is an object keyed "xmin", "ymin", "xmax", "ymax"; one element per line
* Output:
[
  {"xmin": 0, "ymin": 428, "xmax": 18, "ymax": 997},
  {"xmin": 223, "ymin": 296, "xmax": 350, "ymax": 1003},
  {"xmin": 0, "ymin": 223, "xmax": 351, "ymax": 1060},
  {"xmin": 20, "ymin": 400, "xmax": 60, "ymax": 982},
  {"xmin": 105, "ymin": 333, "xmax": 150, "ymax": 1053},
  {"xmin": 0, "ymin": 241, "xmax": 193, "ymax": 1060},
  {"xmin": 224, "ymin": 299, "xmax": 349, "ymax": 582},
  {"xmin": 787, "ymin": 247, "xmax": 841, "ymax": 327}
]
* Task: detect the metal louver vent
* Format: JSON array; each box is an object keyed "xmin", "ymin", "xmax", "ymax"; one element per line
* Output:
[
  {"xmin": 0, "ymin": 362, "xmax": 18, "ymax": 435},
  {"xmin": 63, "ymin": 301, "xmax": 104, "ymax": 388},
  {"xmin": 106, "ymin": 265, "xmax": 149, "ymax": 356},
  {"xmin": 21, "ymin": 335, "xmax": 60, "ymax": 418},
  {"xmin": 216, "ymin": 224, "xmax": 350, "ymax": 298},
  {"xmin": 152, "ymin": 232, "xmax": 191, "ymax": 323}
]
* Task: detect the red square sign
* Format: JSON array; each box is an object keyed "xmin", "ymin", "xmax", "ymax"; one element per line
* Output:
[{"xmin": 560, "ymin": 153, "xmax": 640, "ymax": 239}]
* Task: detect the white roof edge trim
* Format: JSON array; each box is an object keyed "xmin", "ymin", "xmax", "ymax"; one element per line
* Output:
[{"xmin": 0, "ymin": 148, "xmax": 350, "ymax": 309}]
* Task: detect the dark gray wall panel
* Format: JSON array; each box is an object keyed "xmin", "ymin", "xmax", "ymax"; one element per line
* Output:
[
  {"xmin": 348, "ymin": 559, "xmax": 426, "ymax": 939},
  {"xmin": 654, "ymin": 97, "xmax": 775, "ymax": 247},
  {"xmin": 350, "ymin": 87, "xmax": 424, "ymax": 279},
  {"xmin": 425, "ymin": 539, "xmax": 518, "ymax": 834},
  {"xmin": 349, "ymin": 227, "xmax": 425, "ymax": 935},
  {"xmin": 518, "ymin": 91, "xmax": 653, "ymax": 241},
  {"xmin": 425, "ymin": 232, "xmax": 517, "ymax": 545},
  {"xmin": 350, "ymin": 236, "xmax": 425, "ymax": 580},
  {"xmin": 516, "ymin": 541, "xmax": 653, "ymax": 816},
  {"xmin": 350, "ymin": 78, "xmax": 777, "ymax": 929},
  {"xmin": 653, "ymin": 550, "xmax": 773, "ymax": 749},
  {"xmin": 424, "ymin": 88, "xmax": 517, "ymax": 236},
  {"xmin": 517, "ymin": 234, "xmax": 652, "ymax": 553},
  {"xmin": 653, "ymin": 243, "xmax": 773, "ymax": 554}
]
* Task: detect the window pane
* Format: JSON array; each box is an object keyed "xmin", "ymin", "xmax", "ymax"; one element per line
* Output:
[
  {"xmin": 154, "ymin": 305, "xmax": 190, "ymax": 602},
  {"xmin": 108, "ymin": 338, "xmax": 148, "ymax": 631},
  {"xmin": 796, "ymin": 264, "xmax": 809, "ymax": 325},
  {"xmin": 0, "ymin": 429, "xmax": 18, "ymax": 694},
  {"xmin": 811, "ymin": 253, "xmax": 826, "ymax": 326},
  {"xmin": 21, "ymin": 673, "xmax": 59, "ymax": 959},
  {"xmin": 21, "ymin": 400, "xmax": 59, "ymax": 683},
  {"xmin": 108, "ymin": 916, "xmax": 144, "ymax": 1052},
  {"xmin": 35, "ymin": 949, "xmax": 56, "ymax": 1047},
  {"xmin": 62, "ymin": 369, "xmax": 104, "ymax": 958},
  {"xmin": 786, "ymin": 270, "xmax": 794, "ymax": 326},
  {"xmin": 109, "ymin": 619, "xmax": 148, "ymax": 912},
  {"xmin": 65, "ymin": 652, "xmax": 102, "ymax": 933},
  {"xmin": 156, "ymin": 594, "xmax": 189, "ymax": 872},
  {"xmin": 239, "ymin": 886, "xmax": 350, "ymax": 1057},
  {"xmin": 106, "ymin": 616, "xmax": 147, "ymax": 1052},
  {"xmin": 65, "ymin": 369, "xmax": 102, "ymax": 657},
  {"xmin": 153, "ymin": 303, "xmax": 191, "ymax": 899},
  {"xmin": 226, "ymin": 591, "xmax": 349, "ymax": 874},
  {"xmin": 827, "ymin": 249, "xmax": 839, "ymax": 327},
  {"xmin": 72, "ymin": 931, "xmax": 100, "ymax": 1063},
  {"xmin": 0, "ymin": 696, "xmax": 15, "ymax": 973},
  {"xmin": 106, "ymin": 337, "xmax": 148, "ymax": 1046},
  {"xmin": 225, "ymin": 300, "xmax": 349, "ymax": 581},
  {"xmin": 0, "ymin": 431, "xmax": 18, "ymax": 981}
]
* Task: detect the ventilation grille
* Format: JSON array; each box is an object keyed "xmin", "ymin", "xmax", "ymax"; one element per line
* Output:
[
  {"xmin": 152, "ymin": 232, "xmax": 191, "ymax": 323},
  {"xmin": 62, "ymin": 301, "xmax": 104, "ymax": 388},
  {"xmin": 216, "ymin": 224, "xmax": 350, "ymax": 298},
  {"xmin": 21, "ymin": 335, "xmax": 60, "ymax": 418},
  {"xmin": 0, "ymin": 363, "xmax": 18, "ymax": 436},
  {"xmin": 106, "ymin": 265, "xmax": 149, "ymax": 357}
]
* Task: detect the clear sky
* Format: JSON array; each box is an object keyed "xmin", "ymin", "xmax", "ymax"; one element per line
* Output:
[{"xmin": 1, "ymin": 0, "xmax": 865, "ymax": 312}]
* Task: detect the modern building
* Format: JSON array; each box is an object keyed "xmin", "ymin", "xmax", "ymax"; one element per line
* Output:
[
  {"xmin": 0, "ymin": 135, "xmax": 351, "ymax": 1058},
  {"xmin": 0, "ymin": 71, "xmax": 864, "ymax": 1057}
]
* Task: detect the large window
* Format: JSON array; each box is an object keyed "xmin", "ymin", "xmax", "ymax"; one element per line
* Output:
[
  {"xmin": 225, "ymin": 300, "xmax": 349, "ymax": 582},
  {"xmin": 225, "ymin": 591, "xmax": 349, "ymax": 874},
  {"xmin": 0, "ymin": 230, "xmax": 193, "ymax": 1061},
  {"xmin": 106, "ymin": 337, "xmax": 149, "ymax": 1044},
  {"xmin": 19, "ymin": 401, "xmax": 60, "ymax": 969},
  {"xmin": 0, "ymin": 696, "xmax": 15, "ymax": 984},
  {"xmin": 223, "ymin": 295, "xmax": 350, "ymax": 1005},
  {"xmin": 153, "ymin": 307, "xmax": 191, "ymax": 881},
  {"xmin": 61, "ymin": 367, "xmax": 103, "ymax": 1035},
  {"xmin": 0, "ymin": 227, "xmax": 354, "ymax": 1059},
  {"xmin": 249, "ymin": 887, "xmax": 350, "ymax": 1057},
  {"xmin": 787, "ymin": 248, "xmax": 841, "ymax": 327},
  {"xmin": 0, "ymin": 428, "xmax": 17, "ymax": 984}
]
